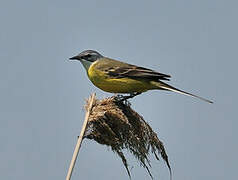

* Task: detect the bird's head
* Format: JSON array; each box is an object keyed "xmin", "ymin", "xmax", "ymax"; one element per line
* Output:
[
  {"xmin": 70, "ymin": 50, "xmax": 103, "ymax": 62},
  {"xmin": 69, "ymin": 50, "xmax": 103, "ymax": 70}
]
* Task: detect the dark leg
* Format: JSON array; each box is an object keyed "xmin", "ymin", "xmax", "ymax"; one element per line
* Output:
[{"xmin": 115, "ymin": 92, "xmax": 142, "ymax": 101}]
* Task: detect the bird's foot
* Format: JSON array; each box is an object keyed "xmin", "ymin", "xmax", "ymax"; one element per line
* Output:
[{"xmin": 114, "ymin": 92, "xmax": 142, "ymax": 102}]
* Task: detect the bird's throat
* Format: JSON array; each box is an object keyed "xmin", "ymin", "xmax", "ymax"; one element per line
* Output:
[{"xmin": 80, "ymin": 59, "xmax": 92, "ymax": 71}]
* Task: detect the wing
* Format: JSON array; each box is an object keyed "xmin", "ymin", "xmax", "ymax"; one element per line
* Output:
[{"xmin": 102, "ymin": 59, "xmax": 171, "ymax": 81}]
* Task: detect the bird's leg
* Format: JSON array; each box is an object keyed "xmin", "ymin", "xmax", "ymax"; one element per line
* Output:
[
  {"xmin": 115, "ymin": 92, "xmax": 142, "ymax": 101},
  {"xmin": 126, "ymin": 92, "xmax": 142, "ymax": 100}
]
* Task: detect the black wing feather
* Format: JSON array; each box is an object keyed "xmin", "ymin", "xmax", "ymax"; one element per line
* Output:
[{"xmin": 107, "ymin": 64, "xmax": 171, "ymax": 81}]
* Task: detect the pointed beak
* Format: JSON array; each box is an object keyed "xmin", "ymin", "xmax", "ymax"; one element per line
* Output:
[{"xmin": 69, "ymin": 55, "xmax": 80, "ymax": 60}]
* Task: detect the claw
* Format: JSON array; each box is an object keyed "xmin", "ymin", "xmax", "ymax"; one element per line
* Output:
[{"xmin": 115, "ymin": 92, "xmax": 142, "ymax": 102}]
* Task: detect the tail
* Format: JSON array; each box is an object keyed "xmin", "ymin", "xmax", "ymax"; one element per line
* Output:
[{"xmin": 151, "ymin": 81, "xmax": 213, "ymax": 104}]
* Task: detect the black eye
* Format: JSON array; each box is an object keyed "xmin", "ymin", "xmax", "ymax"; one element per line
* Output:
[{"xmin": 86, "ymin": 54, "xmax": 92, "ymax": 57}]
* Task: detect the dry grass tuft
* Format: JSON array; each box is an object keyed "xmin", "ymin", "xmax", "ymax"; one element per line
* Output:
[{"xmin": 84, "ymin": 96, "xmax": 171, "ymax": 179}]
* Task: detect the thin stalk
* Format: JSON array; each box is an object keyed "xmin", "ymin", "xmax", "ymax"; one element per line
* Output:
[{"xmin": 66, "ymin": 93, "xmax": 96, "ymax": 180}]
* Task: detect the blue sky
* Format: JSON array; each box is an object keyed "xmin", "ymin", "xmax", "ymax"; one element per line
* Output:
[{"xmin": 0, "ymin": 0, "xmax": 237, "ymax": 179}]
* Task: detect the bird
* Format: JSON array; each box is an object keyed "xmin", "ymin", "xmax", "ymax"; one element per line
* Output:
[{"xmin": 69, "ymin": 50, "xmax": 213, "ymax": 103}]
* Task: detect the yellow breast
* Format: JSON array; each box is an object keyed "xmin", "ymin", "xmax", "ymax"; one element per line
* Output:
[{"xmin": 87, "ymin": 61, "xmax": 156, "ymax": 93}]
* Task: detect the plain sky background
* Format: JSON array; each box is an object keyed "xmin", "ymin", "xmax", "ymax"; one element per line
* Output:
[{"xmin": 0, "ymin": 0, "xmax": 237, "ymax": 179}]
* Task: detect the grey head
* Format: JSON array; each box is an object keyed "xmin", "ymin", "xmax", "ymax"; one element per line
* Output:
[
  {"xmin": 69, "ymin": 50, "xmax": 104, "ymax": 71},
  {"xmin": 69, "ymin": 50, "xmax": 103, "ymax": 62}
]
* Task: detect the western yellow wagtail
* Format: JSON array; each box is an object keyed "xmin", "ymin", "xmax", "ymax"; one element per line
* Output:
[{"xmin": 70, "ymin": 50, "xmax": 213, "ymax": 103}]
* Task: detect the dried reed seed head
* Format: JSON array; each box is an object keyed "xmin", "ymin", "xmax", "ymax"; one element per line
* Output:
[{"xmin": 84, "ymin": 95, "xmax": 171, "ymax": 179}]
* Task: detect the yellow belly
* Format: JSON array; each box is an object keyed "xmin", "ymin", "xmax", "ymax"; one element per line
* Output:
[{"xmin": 87, "ymin": 65, "xmax": 157, "ymax": 93}]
